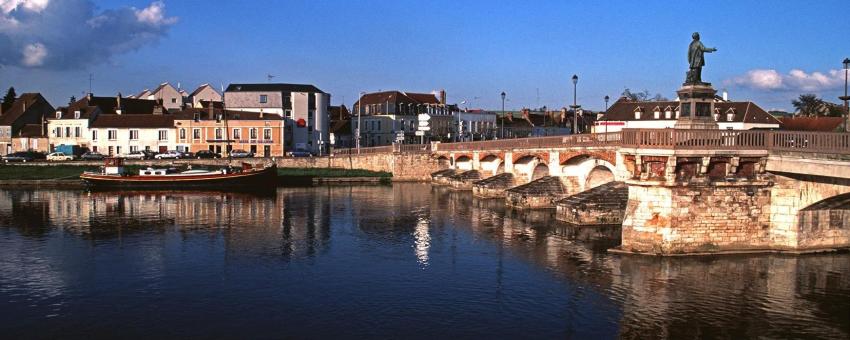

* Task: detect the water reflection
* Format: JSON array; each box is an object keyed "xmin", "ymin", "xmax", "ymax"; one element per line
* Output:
[{"xmin": 0, "ymin": 184, "xmax": 847, "ymax": 339}]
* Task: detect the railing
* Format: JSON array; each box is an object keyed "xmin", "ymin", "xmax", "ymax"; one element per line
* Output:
[
  {"xmin": 332, "ymin": 129, "xmax": 850, "ymax": 155},
  {"xmin": 331, "ymin": 146, "xmax": 393, "ymax": 156}
]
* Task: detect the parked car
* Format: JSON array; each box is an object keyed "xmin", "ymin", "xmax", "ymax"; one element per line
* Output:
[
  {"xmin": 140, "ymin": 150, "xmax": 157, "ymax": 159},
  {"xmin": 154, "ymin": 150, "xmax": 182, "ymax": 159},
  {"xmin": 181, "ymin": 151, "xmax": 195, "ymax": 158},
  {"xmin": 80, "ymin": 152, "xmax": 106, "ymax": 161},
  {"xmin": 3, "ymin": 152, "xmax": 34, "ymax": 163},
  {"xmin": 229, "ymin": 149, "xmax": 254, "ymax": 158},
  {"xmin": 287, "ymin": 151, "xmax": 312, "ymax": 158},
  {"xmin": 46, "ymin": 152, "xmax": 74, "ymax": 161},
  {"xmin": 118, "ymin": 151, "xmax": 146, "ymax": 160},
  {"xmin": 195, "ymin": 150, "xmax": 221, "ymax": 159}
]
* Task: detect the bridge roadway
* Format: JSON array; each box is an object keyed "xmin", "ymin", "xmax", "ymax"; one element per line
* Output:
[{"xmin": 333, "ymin": 128, "xmax": 850, "ymax": 255}]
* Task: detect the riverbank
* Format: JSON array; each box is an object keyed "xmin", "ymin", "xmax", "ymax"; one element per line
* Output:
[{"xmin": 0, "ymin": 164, "xmax": 392, "ymax": 187}]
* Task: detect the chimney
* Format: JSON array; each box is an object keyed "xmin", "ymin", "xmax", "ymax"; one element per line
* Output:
[
  {"xmin": 439, "ymin": 89, "xmax": 446, "ymax": 105},
  {"xmin": 116, "ymin": 92, "xmax": 123, "ymax": 115},
  {"xmin": 722, "ymin": 90, "xmax": 728, "ymax": 101},
  {"xmin": 87, "ymin": 92, "xmax": 93, "ymax": 101}
]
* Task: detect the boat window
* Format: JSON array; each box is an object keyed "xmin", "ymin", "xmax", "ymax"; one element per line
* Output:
[{"xmin": 144, "ymin": 171, "xmax": 151, "ymax": 175}]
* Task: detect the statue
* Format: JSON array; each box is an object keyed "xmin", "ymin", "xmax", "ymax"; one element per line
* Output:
[{"xmin": 686, "ymin": 32, "xmax": 717, "ymax": 85}]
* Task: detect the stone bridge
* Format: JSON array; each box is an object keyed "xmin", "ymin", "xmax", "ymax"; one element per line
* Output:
[{"xmin": 330, "ymin": 129, "xmax": 850, "ymax": 255}]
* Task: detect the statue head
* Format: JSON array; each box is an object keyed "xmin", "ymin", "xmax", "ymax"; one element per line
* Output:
[{"xmin": 692, "ymin": 32, "xmax": 700, "ymax": 40}]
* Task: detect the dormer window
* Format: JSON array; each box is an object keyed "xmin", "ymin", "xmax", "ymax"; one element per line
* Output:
[
  {"xmin": 664, "ymin": 106, "xmax": 673, "ymax": 119},
  {"xmin": 726, "ymin": 108, "xmax": 736, "ymax": 122},
  {"xmin": 55, "ymin": 111, "xmax": 62, "ymax": 119},
  {"xmin": 633, "ymin": 107, "xmax": 643, "ymax": 120},
  {"xmin": 675, "ymin": 109, "xmax": 680, "ymax": 119},
  {"xmin": 653, "ymin": 106, "xmax": 661, "ymax": 119},
  {"xmin": 73, "ymin": 110, "xmax": 81, "ymax": 119},
  {"xmin": 713, "ymin": 107, "xmax": 721, "ymax": 121}
]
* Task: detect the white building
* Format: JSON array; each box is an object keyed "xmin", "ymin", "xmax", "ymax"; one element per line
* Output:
[
  {"xmin": 88, "ymin": 114, "xmax": 177, "ymax": 155},
  {"xmin": 594, "ymin": 98, "xmax": 782, "ymax": 133},
  {"xmin": 224, "ymin": 83, "xmax": 329, "ymax": 154}
]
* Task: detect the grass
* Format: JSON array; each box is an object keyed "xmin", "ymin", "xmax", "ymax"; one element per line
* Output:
[
  {"xmin": 0, "ymin": 165, "xmax": 96, "ymax": 180},
  {"xmin": 276, "ymin": 167, "xmax": 391, "ymax": 178}
]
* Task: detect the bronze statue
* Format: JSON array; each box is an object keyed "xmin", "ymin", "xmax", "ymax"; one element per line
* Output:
[{"xmin": 686, "ymin": 32, "xmax": 717, "ymax": 84}]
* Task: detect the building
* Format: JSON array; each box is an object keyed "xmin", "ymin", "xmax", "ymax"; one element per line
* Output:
[
  {"xmin": 88, "ymin": 112, "xmax": 176, "ymax": 155},
  {"xmin": 173, "ymin": 108, "xmax": 285, "ymax": 157},
  {"xmin": 0, "ymin": 93, "xmax": 54, "ymax": 155},
  {"xmin": 224, "ymin": 83, "xmax": 329, "ymax": 155},
  {"xmin": 12, "ymin": 124, "xmax": 49, "ymax": 153},
  {"xmin": 352, "ymin": 90, "xmax": 458, "ymax": 146},
  {"xmin": 187, "ymin": 84, "xmax": 222, "ymax": 108},
  {"xmin": 594, "ymin": 98, "xmax": 781, "ymax": 132},
  {"xmin": 329, "ymin": 105, "xmax": 353, "ymax": 148},
  {"xmin": 47, "ymin": 94, "xmax": 158, "ymax": 154}
]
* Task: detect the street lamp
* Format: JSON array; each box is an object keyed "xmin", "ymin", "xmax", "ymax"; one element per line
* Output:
[
  {"xmin": 457, "ymin": 100, "xmax": 467, "ymax": 142},
  {"xmin": 604, "ymin": 95, "xmax": 610, "ymax": 111},
  {"xmin": 603, "ymin": 95, "xmax": 610, "ymax": 137},
  {"xmin": 357, "ymin": 91, "xmax": 365, "ymax": 154},
  {"xmin": 500, "ymin": 91, "xmax": 506, "ymax": 139},
  {"xmin": 841, "ymin": 58, "xmax": 850, "ymax": 132},
  {"xmin": 570, "ymin": 74, "xmax": 581, "ymax": 134}
]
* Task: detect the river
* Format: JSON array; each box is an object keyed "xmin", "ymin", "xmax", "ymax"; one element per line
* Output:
[{"xmin": 0, "ymin": 184, "xmax": 847, "ymax": 339}]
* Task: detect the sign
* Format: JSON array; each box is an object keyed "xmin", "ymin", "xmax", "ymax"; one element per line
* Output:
[
  {"xmin": 414, "ymin": 131, "xmax": 425, "ymax": 136},
  {"xmin": 418, "ymin": 121, "xmax": 430, "ymax": 127},
  {"xmin": 417, "ymin": 114, "xmax": 430, "ymax": 121},
  {"xmin": 418, "ymin": 126, "xmax": 431, "ymax": 131}
]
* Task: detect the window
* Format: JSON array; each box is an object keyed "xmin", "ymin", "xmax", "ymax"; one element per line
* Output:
[
  {"xmin": 215, "ymin": 128, "xmax": 222, "ymax": 139},
  {"xmin": 91, "ymin": 130, "xmax": 97, "ymax": 140},
  {"xmin": 233, "ymin": 128, "xmax": 241, "ymax": 139},
  {"xmin": 179, "ymin": 128, "xmax": 186, "ymax": 140},
  {"xmin": 55, "ymin": 127, "xmax": 62, "ymax": 137},
  {"xmin": 284, "ymin": 110, "xmax": 292, "ymax": 118},
  {"xmin": 129, "ymin": 130, "xmax": 139, "ymax": 140},
  {"xmin": 250, "ymin": 128, "xmax": 257, "ymax": 139},
  {"xmin": 171, "ymin": 98, "xmax": 177, "ymax": 104},
  {"xmin": 193, "ymin": 128, "xmax": 201, "ymax": 139},
  {"xmin": 75, "ymin": 127, "xmax": 81, "ymax": 137},
  {"xmin": 263, "ymin": 128, "xmax": 271, "ymax": 140},
  {"xmin": 158, "ymin": 130, "xmax": 167, "ymax": 141},
  {"xmin": 108, "ymin": 130, "xmax": 117, "ymax": 140},
  {"xmin": 65, "ymin": 127, "xmax": 71, "ymax": 137},
  {"xmin": 259, "ymin": 95, "xmax": 268, "ymax": 103},
  {"xmin": 130, "ymin": 146, "xmax": 138, "ymax": 152}
]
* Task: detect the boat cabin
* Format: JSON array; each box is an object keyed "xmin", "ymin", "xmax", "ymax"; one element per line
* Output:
[{"xmin": 103, "ymin": 158, "xmax": 125, "ymax": 175}]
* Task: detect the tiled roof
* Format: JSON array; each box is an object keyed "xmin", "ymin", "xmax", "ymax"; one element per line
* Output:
[
  {"xmin": 17, "ymin": 124, "xmax": 45, "ymax": 137},
  {"xmin": 778, "ymin": 116, "xmax": 844, "ymax": 131},
  {"xmin": 601, "ymin": 98, "xmax": 781, "ymax": 125},
  {"xmin": 90, "ymin": 114, "xmax": 176, "ymax": 128},
  {"xmin": 225, "ymin": 83, "xmax": 324, "ymax": 94},
  {"xmin": 0, "ymin": 93, "xmax": 46, "ymax": 125},
  {"xmin": 54, "ymin": 96, "xmax": 158, "ymax": 119},
  {"xmin": 176, "ymin": 108, "xmax": 283, "ymax": 121},
  {"xmin": 189, "ymin": 83, "xmax": 217, "ymax": 97},
  {"xmin": 354, "ymin": 91, "xmax": 440, "ymax": 107}
]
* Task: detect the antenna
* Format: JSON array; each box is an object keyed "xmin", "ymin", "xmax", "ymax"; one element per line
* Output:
[{"xmin": 88, "ymin": 73, "xmax": 93, "ymax": 94}]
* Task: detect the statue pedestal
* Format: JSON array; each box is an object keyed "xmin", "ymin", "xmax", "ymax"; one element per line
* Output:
[{"xmin": 674, "ymin": 83, "xmax": 719, "ymax": 130}]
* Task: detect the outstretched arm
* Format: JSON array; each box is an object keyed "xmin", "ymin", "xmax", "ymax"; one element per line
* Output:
[{"xmin": 705, "ymin": 47, "xmax": 717, "ymax": 53}]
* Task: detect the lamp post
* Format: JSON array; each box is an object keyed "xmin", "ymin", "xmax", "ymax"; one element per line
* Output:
[
  {"xmin": 500, "ymin": 91, "xmax": 506, "ymax": 139},
  {"xmin": 841, "ymin": 58, "xmax": 850, "ymax": 132},
  {"xmin": 603, "ymin": 95, "xmax": 610, "ymax": 137},
  {"xmin": 457, "ymin": 100, "xmax": 467, "ymax": 142},
  {"xmin": 357, "ymin": 91, "xmax": 365, "ymax": 154},
  {"xmin": 570, "ymin": 74, "xmax": 581, "ymax": 134}
]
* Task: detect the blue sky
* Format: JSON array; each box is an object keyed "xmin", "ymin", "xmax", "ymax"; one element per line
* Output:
[{"xmin": 1, "ymin": 0, "xmax": 848, "ymax": 111}]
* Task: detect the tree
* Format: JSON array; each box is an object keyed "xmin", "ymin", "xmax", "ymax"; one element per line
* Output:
[
  {"xmin": 1, "ymin": 87, "xmax": 15, "ymax": 111},
  {"xmin": 621, "ymin": 88, "xmax": 668, "ymax": 101},
  {"xmin": 69, "ymin": 96, "xmax": 76, "ymax": 104},
  {"xmin": 790, "ymin": 94, "xmax": 844, "ymax": 117}
]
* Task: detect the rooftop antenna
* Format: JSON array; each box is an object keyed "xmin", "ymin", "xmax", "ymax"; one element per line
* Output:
[
  {"xmin": 536, "ymin": 88, "xmax": 539, "ymax": 109},
  {"xmin": 267, "ymin": 74, "xmax": 275, "ymax": 82},
  {"xmin": 88, "ymin": 73, "xmax": 93, "ymax": 94}
]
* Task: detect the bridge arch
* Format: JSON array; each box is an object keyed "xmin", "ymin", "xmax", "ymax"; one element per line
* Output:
[
  {"xmin": 513, "ymin": 155, "xmax": 548, "ymax": 183},
  {"xmin": 454, "ymin": 155, "xmax": 473, "ymax": 170},
  {"xmin": 479, "ymin": 154, "xmax": 503, "ymax": 176},
  {"xmin": 561, "ymin": 154, "xmax": 617, "ymax": 190}
]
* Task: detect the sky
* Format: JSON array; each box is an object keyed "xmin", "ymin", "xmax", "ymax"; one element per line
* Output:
[{"xmin": 1, "ymin": 0, "xmax": 848, "ymax": 112}]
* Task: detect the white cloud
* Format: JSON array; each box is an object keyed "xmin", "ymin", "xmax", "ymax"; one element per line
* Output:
[
  {"xmin": 0, "ymin": 0, "xmax": 177, "ymax": 69},
  {"xmin": 21, "ymin": 41, "xmax": 46, "ymax": 66},
  {"xmin": 134, "ymin": 1, "xmax": 176, "ymax": 26},
  {"xmin": 727, "ymin": 68, "xmax": 845, "ymax": 92}
]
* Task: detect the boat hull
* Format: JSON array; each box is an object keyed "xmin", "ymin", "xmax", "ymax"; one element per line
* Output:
[{"xmin": 80, "ymin": 165, "xmax": 277, "ymax": 190}]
